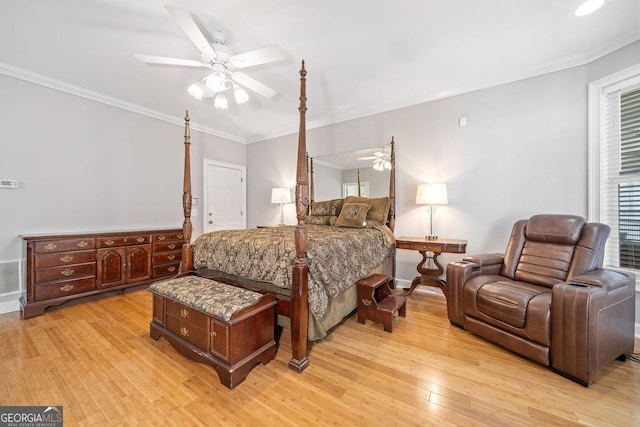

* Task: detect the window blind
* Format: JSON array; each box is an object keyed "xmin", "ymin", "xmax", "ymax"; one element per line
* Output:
[{"xmin": 603, "ymin": 86, "xmax": 640, "ymax": 269}]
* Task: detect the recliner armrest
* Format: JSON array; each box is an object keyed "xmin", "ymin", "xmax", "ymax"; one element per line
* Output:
[
  {"xmin": 569, "ymin": 269, "xmax": 635, "ymax": 292},
  {"xmin": 463, "ymin": 253, "xmax": 505, "ymax": 267},
  {"xmin": 446, "ymin": 255, "xmax": 505, "ymax": 327},
  {"xmin": 551, "ymin": 268, "xmax": 635, "ymax": 385}
]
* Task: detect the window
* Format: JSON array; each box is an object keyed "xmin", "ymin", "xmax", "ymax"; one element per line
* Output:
[{"xmin": 589, "ymin": 64, "xmax": 640, "ymax": 273}]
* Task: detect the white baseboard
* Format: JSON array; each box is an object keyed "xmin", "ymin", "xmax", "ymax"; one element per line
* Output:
[{"xmin": 0, "ymin": 295, "xmax": 20, "ymax": 315}]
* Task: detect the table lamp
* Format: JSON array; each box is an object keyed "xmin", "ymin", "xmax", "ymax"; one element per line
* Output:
[
  {"xmin": 415, "ymin": 183, "xmax": 448, "ymax": 240},
  {"xmin": 271, "ymin": 187, "xmax": 291, "ymax": 226}
]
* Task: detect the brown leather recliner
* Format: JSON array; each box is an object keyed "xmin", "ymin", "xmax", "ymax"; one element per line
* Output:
[{"xmin": 447, "ymin": 214, "xmax": 635, "ymax": 386}]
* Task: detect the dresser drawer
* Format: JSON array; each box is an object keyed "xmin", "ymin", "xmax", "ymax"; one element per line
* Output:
[
  {"xmin": 34, "ymin": 277, "xmax": 96, "ymax": 301},
  {"xmin": 153, "ymin": 232, "xmax": 185, "ymax": 243},
  {"xmin": 153, "ymin": 263, "xmax": 180, "ymax": 279},
  {"xmin": 34, "ymin": 238, "xmax": 95, "ymax": 253},
  {"xmin": 153, "ymin": 241, "xmax": 181, "ymax": 252},
  {"xmin": 153, "ymin": 251, "xmax": 181, "ymax": 264},
  {"xmin": 166, "ymin": 314, "xmax": 209, "ymax": 350},
  {"xmin": 35, "ymin": 262, "xmax": 96, "ymax": 283},
  {"xmin": 34, "ymin": 250, "xmax": 96, "ymax": 269},
  {"xmin": 165, "ymin": 299, "xmax": 209, "ymax": 329},
  {"xmin": 97, "ymin": 234, "xmax": 151, "ymax": 248}
]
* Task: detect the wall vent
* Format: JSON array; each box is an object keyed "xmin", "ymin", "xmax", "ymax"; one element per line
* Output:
[{"xmin": 0, "ymin": 260, "xmax": 21, "ymax": 295}]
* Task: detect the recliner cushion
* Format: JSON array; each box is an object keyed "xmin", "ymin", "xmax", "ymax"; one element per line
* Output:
[
  {"xmin": 476, "ymin": 282, "xmax": 539, "ymax": 328},
  {"xmin": 463, "ymin": 275, "xmax": 552, "ymax": 347},
  {"xmin": 514, "ymin": 241, "xmax": 574, "ymax": 287},
  {"xmin": 525, "ymin": 214, "xmax": 585, "ymax": 245}
]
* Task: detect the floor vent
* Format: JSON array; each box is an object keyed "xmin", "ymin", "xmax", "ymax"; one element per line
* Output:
[{"xmin": 0, "ymin": 260, "xmax": 21, "ymax": 295}]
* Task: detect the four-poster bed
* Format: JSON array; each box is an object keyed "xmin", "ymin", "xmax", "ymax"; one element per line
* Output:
[{"xmin": 176, "ymin": 62, "xmax": 397, "ymax": 372}]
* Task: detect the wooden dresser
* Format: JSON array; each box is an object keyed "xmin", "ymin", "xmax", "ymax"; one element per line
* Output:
[{"xmin": 22, "ymin": 228, "xmax": 186, "ymax": 318}]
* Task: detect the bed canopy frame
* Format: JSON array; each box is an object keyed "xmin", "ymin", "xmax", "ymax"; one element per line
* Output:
[{"xmin": 177, "ymin": 61, "xmax": 396, "ymax": 373}]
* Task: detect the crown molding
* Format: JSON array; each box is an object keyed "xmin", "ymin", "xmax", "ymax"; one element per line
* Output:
[{"xmin": 0, "ymin": 62, "xmax": 246, "ymax": 143}]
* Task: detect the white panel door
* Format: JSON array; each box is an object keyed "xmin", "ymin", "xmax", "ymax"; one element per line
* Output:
[{"xmin": 204, "ymin": 160, "xmax": 246, "ymax": 233}]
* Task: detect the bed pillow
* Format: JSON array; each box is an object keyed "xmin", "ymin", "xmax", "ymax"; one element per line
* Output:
[
  {"xmin": 306, "ymin": 215, "xmax": 336, "ymax": 225},
  {"xmin": 335, "ymin": 202, "xmax": 371, "ymax": 228},
  {"xmin": 343, "ymin": 196, "xmax": 390, "ymax": 224},
  {"xmin": 310, "ymin": 199, "xmax": 343, "ymax": 216}
]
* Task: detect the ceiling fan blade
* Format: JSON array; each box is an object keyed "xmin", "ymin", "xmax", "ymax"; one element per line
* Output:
[
  {"xmin": 230, "ymin": 71, "xmax": 277, "ymax": 99},
  {"xmin": 357, "ymin": 156, "xmax": 377, "ymax": 160},
  {"xmin": 229, "ymin": 44, "xmax": 286, "ymax": 68},
  {"xmin": 165, "ymin": 5, "xmax": 216, "ymax": 60},
  {"xmin": 134, "ymin": 54, "xmax": 206, "ymax": 67}
]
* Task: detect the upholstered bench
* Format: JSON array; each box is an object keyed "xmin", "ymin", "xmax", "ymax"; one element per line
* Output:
[{"xmin": 148, "ymin": 275, "xmax": 277, "ymax": 389}]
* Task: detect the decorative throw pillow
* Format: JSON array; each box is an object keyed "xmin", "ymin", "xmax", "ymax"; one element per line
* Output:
[
  {"xmin": 335, "ymin": 203, "xmax": 371, "ymax": 228},
  {"xmin": 344, "ymin": 196, "xmax": 390, "ymax": 224}
]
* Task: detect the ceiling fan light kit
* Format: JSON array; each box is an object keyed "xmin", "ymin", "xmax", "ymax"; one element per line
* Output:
[
  {"xmin": 135, "ymin": 5, "xmax": 285, "ymax": 109},
  {"xmin": 214, "ymin": 93, "xmax": 228, "ymax": 109}
]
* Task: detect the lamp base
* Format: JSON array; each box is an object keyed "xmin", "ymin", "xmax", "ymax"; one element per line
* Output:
[{"xmin": 425, "ymin": 235, "xmax": 438, "ymax": 241}]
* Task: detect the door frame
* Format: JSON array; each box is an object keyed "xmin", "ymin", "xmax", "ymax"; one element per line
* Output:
[{"xmin": 202, "ymin": 158, "xmax": 247, "ymax": 232}]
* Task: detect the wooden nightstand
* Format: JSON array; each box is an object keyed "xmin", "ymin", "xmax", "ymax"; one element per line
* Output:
[{"xmin": 395, "ymin": 237, "xmax": 467, "ymax": 298}]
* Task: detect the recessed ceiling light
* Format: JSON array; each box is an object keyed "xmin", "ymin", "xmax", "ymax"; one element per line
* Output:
[{"xmin": 575, "ymin": 0, "xmax": 605, "ymax": 16}]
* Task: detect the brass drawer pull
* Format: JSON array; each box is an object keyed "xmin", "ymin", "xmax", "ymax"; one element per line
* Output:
[
  {"xmin": 105, "ymin": 239, "xmax": 114, "ymax": 246},
  {"xmin": 61, "ymin": 269, "xmax": 74, "ymax": 276},
  {"xmin": 60, "ymin": 284, "xmax": 74, "ymax": 292},
  {"xmin": 180, "ymin": 308, "xmax": 189, "ymax": 318},
  {"xmin": 44, "ymin": 243, "xmax": 57, "ymax": 251},
  {"xmin": 210, "ymin": 331, "xmax": 217, "ymax": 337},
  {"xmin": 77, "ymin": 241, "xmax": 88, "ymax": 248},
  {"xmin": 167, "ymin": 255, "xmax": 175, "ymax": 260},
  {"xmin": 168, "ymin": 266, "xmax": 176, "ymax": 272},
  {"xmin": 180, "ymin": 327, "xmax": 189, "ymax": 337},
  {"xmin": 168, "ymin": 244, "xmax": 176, "ymax": 249},
  {"xmin": 177, "ymin": 234, "xmax": 184, "ymax": 239},
  {"xmin": 60, "ymin": 255, "xmax": 73, "ymax": 263},
  {"xmin": 136, "ymin": 237, "xmax": 145, "ymax": 243},
  {"xmin": 158, "ymin": 236, "xmax": 166, "ymax": 241},
  {"xmin": 361, "ymin": 298, "xmax": 372, "ymax": 307}
]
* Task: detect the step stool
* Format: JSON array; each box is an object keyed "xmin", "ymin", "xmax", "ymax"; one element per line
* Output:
[{"xmin": 357, "ymin": 274, "xmax": 407, "ymax": 332}]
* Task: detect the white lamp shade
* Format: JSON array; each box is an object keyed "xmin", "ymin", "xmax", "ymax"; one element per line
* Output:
[
  {"xmin": 416, "ymin": 183, "xmax": 448, "ymax": 205},
  {"xmin": 271, "ymin": 187, "xmax": 291, "ymax": 204}
]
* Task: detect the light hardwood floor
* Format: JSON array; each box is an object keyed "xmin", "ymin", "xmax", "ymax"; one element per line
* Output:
[{"xmin": 0, "ymin": 288, "xmax": 638, "ymax": 426}]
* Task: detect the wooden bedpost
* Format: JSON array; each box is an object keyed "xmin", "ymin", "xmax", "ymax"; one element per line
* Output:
[
  {"xmin": 308, "ymin": 154, "xmax": 314, "ymax": 208},
  {"xmin": 388, "ymin": 136, "xmax": 396, "ymax": 232},
  {"xmin": 289, "ymin": 60, "xmax": 310, "ymax": 373},
  {"xmin": 179, "ymin": 111, "xmax": 194, "ymax": 273}
]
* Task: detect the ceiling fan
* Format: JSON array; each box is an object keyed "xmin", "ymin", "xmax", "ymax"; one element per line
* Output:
[
  {"xmin": 357, "ymin": 146, "xmax": 392, "ymax": 171},
  {"xmin": 135, "ymin": 5, "xmax": 285, "ymax": 108}
]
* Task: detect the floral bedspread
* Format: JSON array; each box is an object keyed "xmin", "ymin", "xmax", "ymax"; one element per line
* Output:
[{"xmin": 192, "ymin": 223, "xmax": 395, "ymax": 319}]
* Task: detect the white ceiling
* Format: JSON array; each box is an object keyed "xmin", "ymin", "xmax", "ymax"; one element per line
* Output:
[{"xmin": 1, "ymin": 0, "xmax": 639, "ymax": 143}]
